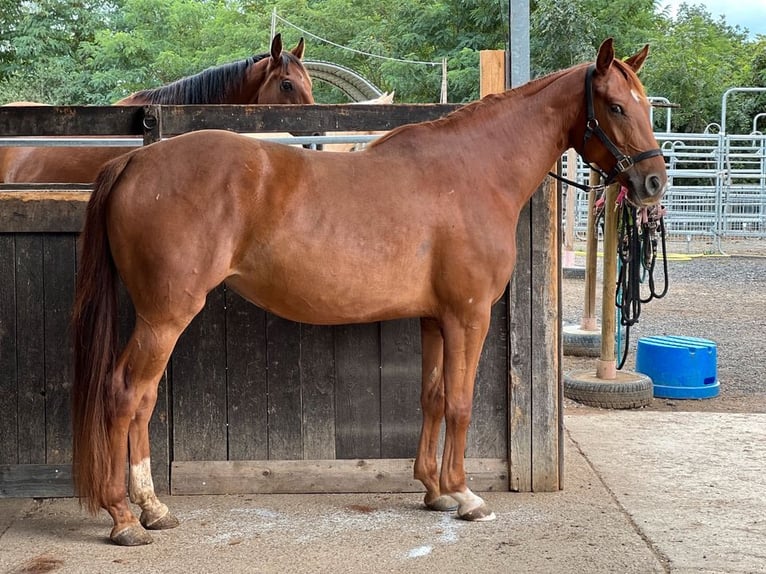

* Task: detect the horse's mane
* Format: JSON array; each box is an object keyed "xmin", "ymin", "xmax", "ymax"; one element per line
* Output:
[
  {"xmin": 369, "ymin": 64, "xmax": 587, "ymax": 149},
  {"xmin": 130, "ymin": 53, "xmax": 270, "ymax": 105}
]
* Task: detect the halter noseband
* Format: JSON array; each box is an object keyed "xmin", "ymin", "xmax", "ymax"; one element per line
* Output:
[{"xmin": 580, "ymin": 64, "xmax": 663, "ymax": 185}]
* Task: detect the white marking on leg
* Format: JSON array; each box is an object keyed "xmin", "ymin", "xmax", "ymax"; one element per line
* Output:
[
  {"xmin": 129, "ymin": 457, "xmax": 168, "ymax": 520},
  {"xmin": 450, "ymin": 487, "xmax": 496, "ymax": 521}
]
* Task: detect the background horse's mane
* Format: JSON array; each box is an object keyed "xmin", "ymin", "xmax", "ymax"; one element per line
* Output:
[{"xmin": 128, "ymin": 53, "xmax": 270, "ymax": 104}]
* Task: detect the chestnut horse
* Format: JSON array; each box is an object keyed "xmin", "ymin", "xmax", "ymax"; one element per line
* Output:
[
  {"xmin": 72, "ymin": 39, "xmax": 666, "ymax": 545},
  {"xmin": 0, "ymin": 34, "xmax": 313, "ymax": 183}
]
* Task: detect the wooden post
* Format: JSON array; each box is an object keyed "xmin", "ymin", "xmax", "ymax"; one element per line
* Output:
[
  {"xmin": 482, "ymin": 50, "xmax": 561, "ymax": 492},
  {"xmin": 581, "ymin": 170, "xmax": 600, "ymax": 331},
  {"xmin": 596, "ymin": 183, "xmax": 619, "ymax": 380},
  {"xmin": 562, "ymin": 149, "xmax": 577, "ymax": 266},
  {"xmin": 480, "ymin": 51, "xmax": 506, "ymax": 98}
]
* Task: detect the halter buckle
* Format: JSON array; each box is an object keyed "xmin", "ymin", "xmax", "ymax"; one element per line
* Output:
[{"xmin": 615, "ymin": 156, "xmax": 634, "ymax": 173}]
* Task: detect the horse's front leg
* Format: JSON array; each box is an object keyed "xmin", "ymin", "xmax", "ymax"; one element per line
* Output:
[
  {"xmin": 439, "ymin": 309, "xmax": 496, "ymax": 521},
  {"xmin": 414, "ymin": 318, "xmax": 457, "ymax": 512}
]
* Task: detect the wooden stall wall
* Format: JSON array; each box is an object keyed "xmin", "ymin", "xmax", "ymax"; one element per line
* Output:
[{"xmin": 0, "ymin": 99, "xmax": 561, "ymax": 498}]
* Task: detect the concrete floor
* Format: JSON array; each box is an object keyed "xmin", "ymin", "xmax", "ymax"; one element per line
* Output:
[{"xmin": 1, "ymin": 411, "xmax": 764, "ymax": 574}]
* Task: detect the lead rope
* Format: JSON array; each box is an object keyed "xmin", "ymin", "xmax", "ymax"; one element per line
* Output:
[{"xmin": 595, "ymin": 191, "xmax": 669, "ymax": 369}]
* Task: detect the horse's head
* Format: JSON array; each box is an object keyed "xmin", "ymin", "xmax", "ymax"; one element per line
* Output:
[
  {"xmin": 247, "ymin": 33, "xmax": 314, "ymax": 105},
  {"xmin": 575, "ymin": 39, "xmax": 667, "ymax": 206}
]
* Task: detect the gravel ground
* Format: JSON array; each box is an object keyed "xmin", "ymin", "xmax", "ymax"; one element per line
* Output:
[{"xmin": 562, "ymin": 239, "xmax": 766, "ymax": 414}]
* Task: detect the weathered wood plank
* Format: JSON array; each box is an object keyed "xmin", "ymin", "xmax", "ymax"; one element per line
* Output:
[
  {"xmin": 226, "ymin": 289, "xmax": 268, "ymax": 461},
  {"xmin": 0, "ymin": 104, "xmax": 460, "ymax": 137},
  {"xmin": 468, "ymin": 291, "xmax": 509, "ymax": 458},
  {"xmin": 14, "ymin": 235, "xmax": 46, "ymax": 464},
  {"xmin": 509, "ymin": 201, "xmax": 533, "ymax": 492},
  {"xmin": 0, "ymin": 235, "xmax": 18, "ymax": 464},
  {"xmin": 153, "ymin": 104, "xmax": 461, "ymax": 135},
  {"xmin": 171, "ymin": 458, "xmax": 508, "ymax": 496},
  {"xmin": 266, "ymin": 315, "xmax": 303, "ymax": 460},
  {"xmin": 0, "ymin": 191, "xmax": 89, "ymax": 233},
  {"xmin": 530, "ymin": 175, "xmax": 562, "ymax": 491},
  {"xmin": 171, "ymin": 286, "xmax": 227, "ymax": 461},
  {"xmin": 335, "ymin": 324, "xmax": 381, "ymax": 459},
  {"xmin": 380, "ymin": 318, "xmax": 421, "ymax": 459},
  {"xmin": 0, "ymin": 464, "xmax": 73, "ymax": 498},
  {"xmin": 300, "ymin": 324, "xmax": 336, "ymax": 460},
  {"xmin": 43, "ymin": 234, "xmax": 76, "ymax": 465},
  {"xmin": 0, "ymin": 105, "xmax": 144, "ymax": 136}
]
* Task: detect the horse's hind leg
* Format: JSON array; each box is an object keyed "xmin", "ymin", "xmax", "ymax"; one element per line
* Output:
[
  {"xmin": 414, "ymin": 318, "xmax": 457, "ymax": 512},
  {"xmin": 128, "ymin": 380, "xmax": 179, "ymax": 531},
  {"xmin": 106, "ymin": 317, "xmax": 188, "ymax": 546}
]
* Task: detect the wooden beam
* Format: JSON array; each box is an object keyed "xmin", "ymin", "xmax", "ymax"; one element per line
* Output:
[
  {"xmin": 0, "ymin": 191, "xmax": 89, "ymax": 233},
  {"xmin": 171, "ymin": 458, "xmax": 508, "ymax": 496},
  {"xmin": 0, "ymin": 464, "xmax": 73, "ymax": 498}
]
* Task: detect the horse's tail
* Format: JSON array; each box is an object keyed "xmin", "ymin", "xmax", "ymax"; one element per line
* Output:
[{"xmin": 71, "ymin": 152, "xmax": 133, "ymax": 514}]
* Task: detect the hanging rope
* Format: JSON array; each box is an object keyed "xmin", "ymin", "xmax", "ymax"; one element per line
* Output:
[{"xmin": 595, "ymin": 189, "xmax": 669, "ymax": 369}]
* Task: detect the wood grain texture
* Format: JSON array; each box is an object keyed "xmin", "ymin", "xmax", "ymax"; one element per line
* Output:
[
  {"xmin": 171, "ymin": 286, "xmax": 227, "ymax": 461},
  {"xmin": 380, "ymin": 318, "xmax": 421, "ymax": 459},
  {"xmin": 42, "ymin": 234, "xmax": 75, "ymax": 465},
  {"xmin": 334, "ymin": 324, "xmax": 381, "ymax": 459},
  {"xmin": 14, "ymin": 235, "xmax": 46, "ymax": 464},
  {"xmin": 0, "ymin": 464, "xmax": 73, "ymax": 497},
  {"xmin": 225, "ymin": 289, "xmax": 268, "ymax": 461},
  {"xmin": 171, "ymin": 458, "xmax": 508, "ymax": 495},
  {"xmin": 266, "ymin": 315, "xmax": 303, "ymax": 460},
  {"xmin": 0, "ymin": 235, "xmax": 18, "ymax": 464},
  {"xmin": 300, "ymin": 324, "xmax": 336, "ymax": 460}
]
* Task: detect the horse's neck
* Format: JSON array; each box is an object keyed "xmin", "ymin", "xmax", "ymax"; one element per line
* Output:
[
  {"xmin": 463, "ymin": 68, "xmax": 584, "ymax": 193},
  {"xmin": 400, "ymin": 66, "xmax": 586, "ymax": 206}
]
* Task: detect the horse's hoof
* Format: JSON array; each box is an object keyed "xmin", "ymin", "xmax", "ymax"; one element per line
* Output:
[
  {"xmin": 458, "ymin": 504, "xmax": 497, "ymax": 522},
  {"xmin": 111, "ymin": 524, "xmax": 153, "ymax": 546},
  {"xmin": 141, "ymin": 509, "xmax": 180, "ymax": 530},
  {"xmin": 424, "ymin": 494, "xmax": 459, "ymax": 512}
]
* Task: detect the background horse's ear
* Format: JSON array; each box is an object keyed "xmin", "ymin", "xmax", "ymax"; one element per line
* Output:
[
  {"xmin": 624, "ymin": 45, "xmax": 650, "ymax": 73},
  {"xmin": 292, "ymin": 37, "xmax": 306, "ymax": 60},
  {"xmin": 595, "ymin": 38, "xmax": 615, "ymax": 75},
  {"xmin": 270, "ymin": 33, "xmax": 283, "ymax": 60}
]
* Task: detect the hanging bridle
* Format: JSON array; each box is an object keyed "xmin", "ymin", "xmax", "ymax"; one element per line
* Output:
[{"xmin": 550, "ymin": 64, "xmax": 664, "ymax": 192}]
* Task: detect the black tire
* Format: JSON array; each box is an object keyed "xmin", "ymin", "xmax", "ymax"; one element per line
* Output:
[
  {"xmin": 562, "ymin": 327, "xmax": 601, "ymax": 357},
  {"xmin": 564, "ymin": 370, "xmax": 653, "ymax": 409}
]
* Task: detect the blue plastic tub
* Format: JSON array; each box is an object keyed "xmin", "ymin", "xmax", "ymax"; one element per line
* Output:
[{"xmin": 635, "ymin": 335, "xmax": 719, "ymax": 399}]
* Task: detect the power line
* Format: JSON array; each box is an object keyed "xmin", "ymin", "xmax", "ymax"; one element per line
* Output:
[{"xmin": 273, "ymin": 13, "xmax": 441, "ymax": 67}]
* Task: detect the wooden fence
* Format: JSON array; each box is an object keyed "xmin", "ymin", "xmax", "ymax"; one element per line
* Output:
[{"xmin": 0, "ymin": 102, "xmax": 561, "ymax": 497}]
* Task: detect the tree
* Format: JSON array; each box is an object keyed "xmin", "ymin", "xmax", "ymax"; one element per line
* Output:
[
  {"xmin": 640, "ymin": 3, "xmax": 751, "ymax": 132},
  {"xmin": 0, "ymin": 0, "xmax": 119, "ymax": 103}
]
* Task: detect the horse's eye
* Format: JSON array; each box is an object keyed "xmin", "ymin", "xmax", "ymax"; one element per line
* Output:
[
  {"xmin": 611, "ymin": 104, "xmax": 624, "ymax": 115},
  {"xmin": 281, "ymin": 80, "xmax": 294, "ymax": 92}
]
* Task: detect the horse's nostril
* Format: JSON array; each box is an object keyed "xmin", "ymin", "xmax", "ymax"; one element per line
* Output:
[{"xmin": 647, "ymin": 174, "xmax": 662, "ymax": 195}]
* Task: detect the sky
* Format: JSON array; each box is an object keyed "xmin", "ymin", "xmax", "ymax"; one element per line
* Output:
[{"xmin": 659, "ymin": 0, "xmax": 766, "ymax": 38}]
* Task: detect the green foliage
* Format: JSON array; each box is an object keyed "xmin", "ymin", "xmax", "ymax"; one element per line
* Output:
[
  {"xmin": 0, "ymin": 0, "xmax": 763, "ymax": 132},
  {"xmin": 640, "ymin": 4, "xmax": 752, "ymax": 132}
]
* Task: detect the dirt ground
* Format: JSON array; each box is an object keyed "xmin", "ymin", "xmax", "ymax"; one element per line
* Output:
[{"xmin": 562, "ymin": 238, "xmax": 766, "ymax": 414}]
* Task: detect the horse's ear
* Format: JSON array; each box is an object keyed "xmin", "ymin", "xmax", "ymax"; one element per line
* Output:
[
  {"xmin": 292, "ymin": 37, "xmax": 306, "ymax": 60},
  {"xmin": 270, "ymin": 33, "xmax": 283, "ymax": 60},
  {"xmin": 595, "ymin": 38, "xmax": 615, "ymax": 75},
  {"xmin": 624, "ymin": 44, "xmax": 649, "ymax": 73}
]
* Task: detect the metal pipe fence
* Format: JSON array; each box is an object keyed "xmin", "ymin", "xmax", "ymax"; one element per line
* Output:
[{"xmin": 562, "ymin": 131, "xmax": 766, "ymax": 251}]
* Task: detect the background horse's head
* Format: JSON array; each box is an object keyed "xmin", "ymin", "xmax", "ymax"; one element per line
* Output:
[
  {"xmin": 246, "ymin": 34, "xmax": 314, "ymax": 105},
  {"xmin": 574, "ymin": 39, "xmax": 667, "ymax": 207}
]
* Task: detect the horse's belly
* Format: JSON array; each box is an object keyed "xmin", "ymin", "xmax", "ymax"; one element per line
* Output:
[{"xmin": 225, "ymin": 258, "xmax": 431, "ymax": 325}]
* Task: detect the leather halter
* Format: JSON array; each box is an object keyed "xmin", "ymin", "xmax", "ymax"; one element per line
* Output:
[{"xmin": 580, "ymin": 64, "xmax": 663, "ymax": 185}]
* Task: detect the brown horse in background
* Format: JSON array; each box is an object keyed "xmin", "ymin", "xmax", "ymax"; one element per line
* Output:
[
  {"xmin": 0, "ymin": 34, "xmax": 313, "ymax": 183},
  {"xmin": 71, "ymin": 39, "xmax": 667, "ymax": 545}
]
